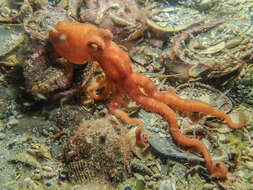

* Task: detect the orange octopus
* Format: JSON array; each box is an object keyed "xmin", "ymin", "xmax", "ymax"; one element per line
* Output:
[{"xmin": 49, "ymin": 21, "xmax": 244, "ymax": 179}]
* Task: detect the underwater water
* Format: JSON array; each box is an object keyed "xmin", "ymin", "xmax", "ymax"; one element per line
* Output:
[{"xmin": 0, "ymin": 0, "xmax": 253, "ymax": 189}]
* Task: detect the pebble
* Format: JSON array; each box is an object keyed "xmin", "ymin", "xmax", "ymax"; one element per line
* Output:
[
  {"xmin": 42, "ymin": 166, "xmax": 54, "ymax": 172},
  {"xmin": 16, "ymin": 114, "xmax": 23, "ymax": 119},
  {"xmin": 159, "ymin": 132, "xmax": 167, "ymax": 138},
  {"xmin": 131, "ymin": 159, "xmax": 153, "ymax": 176},
  {"xmin": 202, "ymin": 183, "xmax": 215, "ymax": 190},
  {"xmin": 146, "ymin": 126, "xmax": 152, "ymax": 130},
  {"xmin": 160, "ymin": 129, "xmax": 167, "ymax": 134},
  {"xmin": 42, "ymin": 129, "xmax": 50, "ymax": 136},
  {"xmin": 0, "ymin": 120, "xmax": 4, "ymax": 131},
  {"xmin": 147, "ymin": 181, "xmax": 158, "ymax": 188},
  {"xmin": 32, "ymin": 128, "xmax": 38, "ymax": 134},
  {"xmin": 244, "ymin": 161, "xmax": 253, "ymax": 171},
  {"xmin": 7, "ymin": 116, "xmax": 19, "ymax": 127},
  {"xmin": 59, "ymin": 170, "xmax": 68, "ymax": 180},
  {"xmin": 48, "ymin": 126, "xmax": 58, "ymax": 133},
  {"xmin": 0, "ymin": 132, "xmax": 5, "ymax": 140},
  {"xmin": 152, "ymin": 174, "xmax": 162, "ymax": 180},
  {"xmin": 159, "ymin": 179, "xmax": 176, "ymax": 190},
  {"xmin": 152, "ymin": 127, "xmax": 160, "ymax": 133}
]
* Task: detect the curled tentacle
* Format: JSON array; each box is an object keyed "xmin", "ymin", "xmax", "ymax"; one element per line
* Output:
[
  {"xmin": 86, "ymin": 75, "xmax": 113, "ymax": 101},
  {"xmin": 108, "ymin": 94, "xmax": 149, "ymax": 147},
  {"xmin": 210, "ymin": 161, "xmax": 228, "ymax": 179},
  {"xmin": 135, "ymin": 125, "xmax": 149, "ymax": 147}
]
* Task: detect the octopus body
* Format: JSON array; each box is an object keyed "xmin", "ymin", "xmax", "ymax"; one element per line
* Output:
[{"xmin": 49, "ymin": 21, "xmax": 244, "ymax": 179}]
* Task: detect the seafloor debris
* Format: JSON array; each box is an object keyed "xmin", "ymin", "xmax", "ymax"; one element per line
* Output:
[
  {"xmin": 64, "ymin": 116, "xmax": 133, "ymax": 184},
  {"xmin": 165, "ymin": 18, "xmax": 252, "ymax": 79}
]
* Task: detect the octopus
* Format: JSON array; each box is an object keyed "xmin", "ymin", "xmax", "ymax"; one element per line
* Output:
[{"xmin": 49, "ymin": 21, "xmax": 244, "ymax": 179}]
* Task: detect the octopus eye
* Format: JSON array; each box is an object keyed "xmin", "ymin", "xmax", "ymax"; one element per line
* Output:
[{"xmin": 88, "ymin": 42, "xmax": 100, "ymax": 52}]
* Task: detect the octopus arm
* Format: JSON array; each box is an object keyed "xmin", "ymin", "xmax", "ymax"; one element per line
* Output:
[
  {"xmin": 128, "ymin": 73, "xmax": 244, "ymax": 129},
  {"xmin": 152, "ymin": 92, "xmax": 244, "ymax": 129},
  {"xmin": 132, "ymin": 94, "xmax": 228, "ymax": 178}
]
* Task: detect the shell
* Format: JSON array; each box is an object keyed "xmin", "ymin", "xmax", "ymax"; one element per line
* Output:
[
  {"xmin": 148, "ymin": 129, "xmax": 204, "ymax": 163},
  {"xmin": 0, "ymin": 1, "xmax": 33, "ymax": 23},
  {"xmin": 78, "ymin": 0, "xmax": 145, "ymax": 41},
  {"xmin": 179, "ymin": 0, "xmax": 217, "ymax": 11},
  {"xmin": 9, "ymin": 152, "xmax": 42, "ymax": 168},
  {"xmin": 24, "ymin": 6, "xmax": 74, "ymax": 40},
  {"xmin": 176, "ymin": 82, "xmax": 233, "ymax": 114},
  {"xmin": 130, "ymin": 159, "xmax": 153, "ymax": 176},
  {"xmin": 0, "ymin": 24, "xmax": 24, "ymax": 57},
  {"xmin": 27, "ymin": 143, "xmax": 52, "ymax": 160},
  {"xmin": 67, "ymin": 159, "xmax": 96, "ymax": 183},
  {"xmin": 146, "ymin": 5, "xmax": 204, "ymax": 33},
  {"xmin": 23, "ymin": 177, "xmax": 45, "ymax": 190}
]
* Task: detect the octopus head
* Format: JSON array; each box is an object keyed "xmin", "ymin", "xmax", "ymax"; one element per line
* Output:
[
  {"xmin": 49, "ymin": 21, "xmax": 113, "ymax": 64},
  {"xmin": 86, "ymin": 28, "xmax": 113, "ymax": 56}
]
